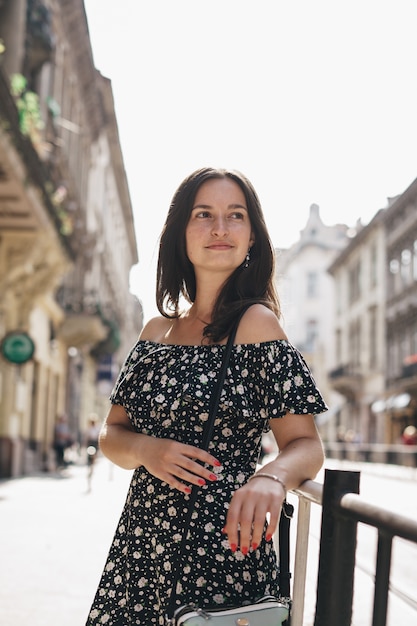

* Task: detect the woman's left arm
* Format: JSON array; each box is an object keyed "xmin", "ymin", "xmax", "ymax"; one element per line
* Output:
[{"xmin": 224, "ymin": 413, "xmax": 324, "ymax": 555}]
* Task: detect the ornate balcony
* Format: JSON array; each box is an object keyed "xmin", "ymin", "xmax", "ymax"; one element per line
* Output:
[{"xmin": 328, "ymin": 364, "xmax": 362, "ymax": 400}]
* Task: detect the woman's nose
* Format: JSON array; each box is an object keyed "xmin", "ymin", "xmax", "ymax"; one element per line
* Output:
[{"xmin": 211, "ymin": 216, "xmax": 228, "ymax": 236}]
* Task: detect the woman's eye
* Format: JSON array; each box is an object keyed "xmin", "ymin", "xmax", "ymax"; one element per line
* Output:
[
  {"xmin": 195, "ymin": 210, "xmax": 211, "ymax": 218},
  {"xmin": 230, "ymin": 212, "xmax": 245, "ymax": 220}
]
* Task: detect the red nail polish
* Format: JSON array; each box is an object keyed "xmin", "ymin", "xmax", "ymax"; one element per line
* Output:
[
  {"xmin": 230, "ymin": 543, "xmax": 237, "ymax": 552},
  {"xmin": 241, "ymin": 546, "xmax": 248, "ymax": 555},
  {"xmin": 184, "ymin": 486, "xmax": 192, "ymax": 494},
  {"xmin": 198, "ymin": 478, "xmax": 206, "ymax": 486},
  {"xmin": 265, "ymin": 533, "xmax": 272, "ymax": 542},
  {"xmin": 214, "ymin": 460, "xmax": 222, "ymax": 467},
  {"xmin": 251, "ymin": 542, "xmax": 258, "ymax": 550},
  {"xmin": 209, "ymin": 473, "xmax": 217, "ymax": 481}
]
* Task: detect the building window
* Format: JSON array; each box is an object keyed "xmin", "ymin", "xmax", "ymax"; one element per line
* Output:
[
  {"xmin": 307, "ymin": 271, "xmax": 318, "ymax": 298},
  {"xmin": 305, "ymin": 319, "xmax": 318, "ymax": 351},
  {"xmin": 369, "ymin": 306, "xmax": 377, "ymax": 368},
  {"xmin": 335, "ymin": 328, "xmax": 342, "ymax": 364},
  {"xmin": 348, "ymin": 260, "xmax": 361, "ymax": 304},
  {"xmin": 388, "ymin": 257, "xmax": 400, "ymax": 296},
  {"xmin": 349, "ymin": 318, "xmax": 361, "ymax": 370},
  {"xmin": 370, "ymin": 244, "xmax": 378, "ymax": 288},
  {"xmin": 401, "ymin": 248, "xmax": 412, "ymax": 285}
]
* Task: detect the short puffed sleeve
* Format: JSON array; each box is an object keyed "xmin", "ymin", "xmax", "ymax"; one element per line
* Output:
[{"xmin": 234, "ymin": 341, "xmax": 328, "ymax": 419}]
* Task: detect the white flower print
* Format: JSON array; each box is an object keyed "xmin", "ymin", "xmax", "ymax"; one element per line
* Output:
[{"xmin": 294, "ymin": 374, "xmax": 303, "ymax": 386}]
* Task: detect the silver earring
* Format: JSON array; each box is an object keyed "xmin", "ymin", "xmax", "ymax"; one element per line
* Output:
[{"xmin": 243, "ymin": 250, "xmax": 251, "ymax": 268}]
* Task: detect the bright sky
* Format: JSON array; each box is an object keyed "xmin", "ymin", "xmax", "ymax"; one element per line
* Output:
[{"xmin": 84, "ymin": 0, "xmax": 417, "ymax": 322}]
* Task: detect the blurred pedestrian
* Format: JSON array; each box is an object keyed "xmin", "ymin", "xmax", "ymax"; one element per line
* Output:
[
  {"xmin": 401, "ymin": 425, "xmax": 417, "ymax": 445},
  {"xmin": 85, "ymin": 414, "xmax": 101, "ymax": 492},
  {"xmin": 53, "ymin": 414, "xmax": 71, "ymax": 469}
]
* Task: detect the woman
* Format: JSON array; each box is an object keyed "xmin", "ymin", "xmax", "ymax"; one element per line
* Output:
[{"xmin": 87, "ymin": 167, "xmax": 327, "ymax": 625}]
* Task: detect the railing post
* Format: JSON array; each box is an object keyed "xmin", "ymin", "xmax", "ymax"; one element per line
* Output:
[{"xmin": 314, "ymin": 469, "xmax": 360, "ymax": 626}]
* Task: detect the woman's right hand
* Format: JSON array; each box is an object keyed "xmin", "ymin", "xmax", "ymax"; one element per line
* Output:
[
  {"xmin": 139, "ymin": 436, "xmax": 221, "ymax": 494},
  {"xmin": 99, "ymin": 404, "xmax": 221, "ymax": 494}
]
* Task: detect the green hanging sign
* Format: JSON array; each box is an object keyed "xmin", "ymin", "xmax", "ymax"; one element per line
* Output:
[{"xmin": 0, "ymin": 331, "xmax": 35, "ymax": 364}]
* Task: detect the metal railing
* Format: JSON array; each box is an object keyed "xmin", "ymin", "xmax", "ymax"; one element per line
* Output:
[
  {"xmin": 288, "ymin": 468, "xmax": 417, "ymax": 626},
  {"xmin": 324, "ymin": 443, "xmax": 417, "ymax": 468}
]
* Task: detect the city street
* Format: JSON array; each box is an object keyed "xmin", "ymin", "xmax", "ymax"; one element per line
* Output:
[{"xmin": 1, "ymin": 457, "xmax": 416, "ymax": 626}]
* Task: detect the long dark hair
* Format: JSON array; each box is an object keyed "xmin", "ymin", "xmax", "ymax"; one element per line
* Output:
[{"xmin": 156, "ymin": 167, "xmax": 280, "ymax": 342}]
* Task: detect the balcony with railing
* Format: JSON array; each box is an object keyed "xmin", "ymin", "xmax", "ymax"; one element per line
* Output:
[
  {"xmin": 56, "ymin": 288, "xmax": 120, "ymax": 355},
  {"xmin": 328, "ymin": 363, "xmax": 362, "ymax": 398}
]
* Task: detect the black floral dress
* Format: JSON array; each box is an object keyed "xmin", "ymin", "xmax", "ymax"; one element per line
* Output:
[{"xmin": 87, "ymin": 340, "xmax": 327, "ymax": 625}]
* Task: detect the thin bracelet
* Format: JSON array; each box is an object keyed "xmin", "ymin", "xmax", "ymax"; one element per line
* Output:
[{"xmin": 248, "ymin": 472, "xmax": 287, "ymax": 495}]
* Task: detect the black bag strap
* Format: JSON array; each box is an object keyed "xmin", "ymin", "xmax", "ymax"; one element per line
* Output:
[{"xmin": 166, "ymin": 306, "xmax": 292, "ymax": 619}]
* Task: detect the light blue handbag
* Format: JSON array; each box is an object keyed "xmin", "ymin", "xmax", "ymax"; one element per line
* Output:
[{"xmin": 172, "ymin": 595, "xmax": 290, "ymax": 625}]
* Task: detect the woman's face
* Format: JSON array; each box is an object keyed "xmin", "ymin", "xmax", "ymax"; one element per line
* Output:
[{"xmin": 185, "ymin": 177, "xmax": 254, "ymax": 275}]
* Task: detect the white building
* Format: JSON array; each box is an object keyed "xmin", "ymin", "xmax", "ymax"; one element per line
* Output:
[{"xmin": 276, "ymin": 203, "xmax": 349, "ymax": 441}]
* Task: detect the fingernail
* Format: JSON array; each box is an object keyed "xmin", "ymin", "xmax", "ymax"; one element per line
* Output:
[
  {"xmin": 214, "ymin": 460, "xmax": 222, "ymax": 467},
  {"xmin": 265, "ymin": 533, "xmax": 272, "ymax": 542},
  {"xmin": 241, "ymin": 546, "xmax": 248, "ymax": 555},
  {"xmin": 251, "ymin": 542, "xmax": 258, "ymax": 550},
  {"xmin": 209, "ymin": 473, "xmax": 217, "ymax": 481},
  {"xmin": 184, "ymin": 487, "xmax": 191, "ymax": 494},
  {"xmin": 230, "ymin": 543, "xmax": 237, "ymax": 552},
  {"xmin": 197, "ymin": 478, "xmax": 206, "ymax": 486},
  {"xmin": 221, "ymin": 527, "xmax": 227, "ymax": 534}
]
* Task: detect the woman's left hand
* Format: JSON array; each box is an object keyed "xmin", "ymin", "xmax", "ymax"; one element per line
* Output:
[{"xmin": 223, "ymin": 477, "xmax": 285, "ymax": 554}]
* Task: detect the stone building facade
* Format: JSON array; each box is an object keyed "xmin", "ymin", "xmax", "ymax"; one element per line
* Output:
[
  {"xmin": 327, "ymin": 210, "xmax": 387, "ymax": 444},
  {"xmin": 384, "ymin": 180, "xmax": 417, "ymax": 442},
  {"xmin": 275, "ymin": 203, "xmax": 349, "ymax": 442},
  {"xmin": 328, "ymin": 177, "xmax": 417, "ymax": 444},
  {"xmin": 0, "ymin": 0, "xmax": 142, "ymax": 477}
]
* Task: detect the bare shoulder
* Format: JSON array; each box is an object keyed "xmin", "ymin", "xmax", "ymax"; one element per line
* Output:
[
  {"xmin": 235, "ymin": 304, "xmax": 287, "ymax": 344},
  {"xmin": 139, "ymin": 316, "xmax": 173, "ymax": 342}
]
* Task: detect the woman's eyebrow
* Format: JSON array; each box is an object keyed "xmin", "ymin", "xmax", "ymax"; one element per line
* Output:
[{"xmin": 192, "ymin": 203, "xmax": 248, "ymax": 210}]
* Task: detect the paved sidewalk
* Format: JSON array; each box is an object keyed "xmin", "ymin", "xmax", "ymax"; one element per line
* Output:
[{"xmin": 0, "ymin": 459, "xmax": 133, "ymax": 626}]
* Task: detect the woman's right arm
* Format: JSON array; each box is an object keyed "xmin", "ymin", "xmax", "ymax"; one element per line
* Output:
[
  {"xmin": 99, "ymin": 403, "xmax": 221, "ymax": 494},
  {"xmin": 99, "ymin": 403, "xmax": 146, "ymax": 470}
]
